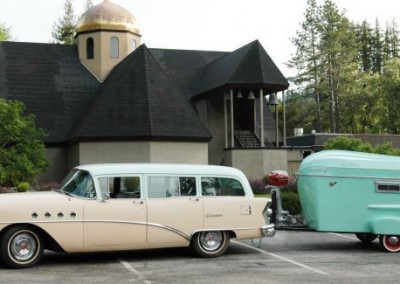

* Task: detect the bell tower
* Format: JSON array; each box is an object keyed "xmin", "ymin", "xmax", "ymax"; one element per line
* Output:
[{"xmin": 75, "ymin": 0, "xmax": 141, "ymax": 81}]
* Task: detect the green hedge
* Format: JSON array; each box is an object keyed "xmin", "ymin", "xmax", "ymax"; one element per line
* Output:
[{"xmin": 281, "ymin": 190, "xmax": 302, "ymax": 215}]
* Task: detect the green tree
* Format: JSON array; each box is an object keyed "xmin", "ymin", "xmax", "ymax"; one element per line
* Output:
[
  {"xmin": 0, "ymin": 99, "xmax": 48, "ymax": 187},
  {"xmin": 84, "ymin": 0, "xmax": 94, "ymax": 11},
  {"xmin": 0, "ymin": 22, "xmax": 12, "ymax": 41},
  {"xmin": 287, "ymin": 0, "xmax": 324, "ymax": 132},
  {"xmin": 356, "ymin": 20, "xmax": 374, "ymax": 72},
  {"xmin": 52, "ymin": 0, "xmax": 76, "ymax": 45},
  {"xmin": 324, "ymin": 136, "xmax": 400, "ymax": 156},
  {"xmin": 371, "ymin": 20, "xmax": 383, "ymax": 73},
  {"xmin": 380, "ymin": 58, "xmax": 400, "ymax": 133},
  {"xmin": 318, "ymin": 0, "xmax": 359, "ymax": 133}
]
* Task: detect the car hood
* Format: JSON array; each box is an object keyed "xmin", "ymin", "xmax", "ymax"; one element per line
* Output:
[
  {"xmin": 0, "ymin": 190, "xmax": 68, "ymax": 203},
  {"xmin": 0, "ymin": 191, "xmax": 84, "ymax": 223}
]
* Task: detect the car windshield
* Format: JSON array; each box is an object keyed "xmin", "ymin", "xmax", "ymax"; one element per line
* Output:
[{"xmin": 58, "ymin": 169, "xmax": 96, "ymax": 199}]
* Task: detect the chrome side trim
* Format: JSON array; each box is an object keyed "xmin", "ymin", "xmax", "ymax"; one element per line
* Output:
[{"xmin": 0, "ymin": 220, "xmax": 191, "ymax": 242}]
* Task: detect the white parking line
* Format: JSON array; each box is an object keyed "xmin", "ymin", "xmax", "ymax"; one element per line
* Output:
[
  {"xmin": 232, "ymin": 240, "xmax": 329, "ymax": 275},
  {"xmin": 118, "ymin": 258, "xmax": 153, "ymax": 284},
  {"xmin": 329, "ymin": 233, "xmax": 358, "ymax": 241}
]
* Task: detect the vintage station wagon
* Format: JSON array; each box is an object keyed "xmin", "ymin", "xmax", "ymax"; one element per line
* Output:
[{"xmin": 0, "ymin": 164, "xmax": 274, "ymax": 268}]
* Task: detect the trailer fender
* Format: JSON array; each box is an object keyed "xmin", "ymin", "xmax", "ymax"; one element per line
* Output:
[{"xmin": 369, "ymin": 217, "xmax": 400, "ymax": 235}]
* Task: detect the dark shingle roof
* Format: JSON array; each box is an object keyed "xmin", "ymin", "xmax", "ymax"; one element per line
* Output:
[
  {"xmin": 71, "ymin": 44, "xmax": 211, "ymax": 141},
  {"xmin": 0, "ymin": 41, "xmax": 100, "ymax": 143},
  {"xmin": 149, "ymin": 48, "xmax": 226, "ymax": 98},
  {"xmin": 193, "ymin": 40, "xmax": 289, "ymax": 98},
  {"xmin": 0, "ymin": 40, "xmax": 287, "ymax": 144}
]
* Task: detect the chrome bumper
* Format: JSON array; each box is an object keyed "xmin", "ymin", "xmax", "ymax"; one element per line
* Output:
[{"xmin": 261, "ymin": 223, "xmax": 276, "ymax": 237}]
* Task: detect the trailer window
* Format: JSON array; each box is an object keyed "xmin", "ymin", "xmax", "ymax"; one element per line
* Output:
[{"xmin": 376, "ymin": 181, "xmax": 400, "ymax": 193}]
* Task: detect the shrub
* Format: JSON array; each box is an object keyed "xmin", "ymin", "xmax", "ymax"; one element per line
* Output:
[
  {"xmin": 248, "ymin": 178, "xmax": 267, "ymax": 195},
  {"xmin": 37, "ymin": 181, "xmax": 60, "ymax": 191},
  {"xmin": 281, "ymin": 190, "xmax": 302, "ymax": 215},
  {"xmin": 16, "ymin": 182, "xmax": 30, "ymax": 192}
]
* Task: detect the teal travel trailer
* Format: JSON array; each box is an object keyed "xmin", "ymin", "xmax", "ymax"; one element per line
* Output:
[{"xmin": 297, "ymin": 150, "xmax": 400, "ymax": 252}]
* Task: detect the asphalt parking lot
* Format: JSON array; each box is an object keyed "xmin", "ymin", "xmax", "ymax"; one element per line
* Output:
[{"xmin": 1, "ymin": 230, "xmax": 400, "ymax": 284}]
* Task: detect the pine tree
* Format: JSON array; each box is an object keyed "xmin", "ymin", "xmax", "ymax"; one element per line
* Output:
[
  {"xmin": 0, "ymin": 22, "xmax": 12, "ymax": 41},
  {"xmin": 52, "ymin": 0, "xmax": 76, "ymax": 45},
  {"xmin": 287, "ymin": 0, "xmax": 324, "ymax": 132}
]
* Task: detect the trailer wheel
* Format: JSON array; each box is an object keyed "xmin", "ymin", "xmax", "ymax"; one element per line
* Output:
[
  {"xmin": 355, "ymin": 233, "xmax": 377, "ymax": 243},
  {"xmin": 380, "ymin": 235, "xmax": 400, "ymax": 252}
]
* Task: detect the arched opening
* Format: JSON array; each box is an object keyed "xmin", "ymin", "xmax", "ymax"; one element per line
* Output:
[
  {"xmin": 131, "ymin": 39, "xmax": 137, "ymax": 52},
  {"xmin": 86, "ymin": 37, "xmax": 94, "ymax": 60},
  {"xmin": 110, "ymin": 37, "xmax": 119, "ymax": 59}
]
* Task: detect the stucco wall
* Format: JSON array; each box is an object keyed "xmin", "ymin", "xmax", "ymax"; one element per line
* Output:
[
  {"xmin": 224, "ymin": 148, "xmax": 304, "ymax": 182},
  {"xmin": 207, "ymin": 94, "xmax": 226, "ymax": 165},
  {"xmin": 77, "ymin": 141, "xmax": 151, "ymax": 165},
  {"xmin": 76, "ymin": 141, "xmax": 208, "ymax": 165},
  {"xmin": 38, "ymin": 147, "xmax": 67, "ymax": 184},
  {"xmin": 77, "ymin": 31, "xmax": 141, "ymax": 81},
  {"xmin": 149, "ymin": 142, "xmax": 208, "ymax": 164}
]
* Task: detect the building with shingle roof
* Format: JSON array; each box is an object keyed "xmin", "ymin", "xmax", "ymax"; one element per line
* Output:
[{"xmin": 0, "ymin": 0, "xmax": 292, "ymax": 183}]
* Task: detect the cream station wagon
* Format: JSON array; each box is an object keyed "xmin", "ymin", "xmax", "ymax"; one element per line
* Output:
[{"xmin": 0, "ymin": 164, "xmax": 275, "ymax": 268}]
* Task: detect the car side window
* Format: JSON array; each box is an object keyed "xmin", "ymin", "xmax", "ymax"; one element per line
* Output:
[
  {"xmin": 201, "ymin": 177, "xmax": 245, "ymax": 196},
  {"xmin": 147, "ymin": 176, "xmax": 196, "ymax": 198},
  {"xmin": 98, "ymin": 176, "xmax": 141, "ymax": 199}
]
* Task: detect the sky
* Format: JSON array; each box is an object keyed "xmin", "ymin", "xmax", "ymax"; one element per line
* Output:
[{"xmin": 0, "ymin": 0, "xmax": 399, "ymax": 77}]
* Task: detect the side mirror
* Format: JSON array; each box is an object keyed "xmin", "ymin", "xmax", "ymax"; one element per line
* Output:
[{"xmin": 101, "ymin": 193, "xmax": 110, "ymax": 202}]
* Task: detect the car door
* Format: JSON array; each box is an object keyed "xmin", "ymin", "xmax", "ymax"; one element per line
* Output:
[
  {"xmin": 145, "ymin": 175, "xmax": 203, "ymax": 244},
  {"xmin": 83, "ymin": 176, "xmax": 147, "ymax": 251}
]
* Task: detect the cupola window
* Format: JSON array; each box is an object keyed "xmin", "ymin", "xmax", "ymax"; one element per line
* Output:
[
  {"xmin": 110, "ymin": 37, "xmax": 119, "ymax": 59},
  {"xmin": 131, "ymin": 39, "xmax": 137, "ymax": 52},
  {"xmin": 86, "ymin": 37, "xmax": 94, "ymax": 59}
]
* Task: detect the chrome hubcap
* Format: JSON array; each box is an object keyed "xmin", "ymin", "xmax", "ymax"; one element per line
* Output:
[
  {"xmin": 10, "ymin": 233, "xmax": 36, "ymax": 261},
  {"xmin": 200, "ymin": 231, "xmax": 222, "ymax": 251}
]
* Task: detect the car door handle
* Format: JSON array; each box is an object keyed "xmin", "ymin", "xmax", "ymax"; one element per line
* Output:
[{"xmin": 189, "ymin": 198, "xmax": 199, "ymax": 202}]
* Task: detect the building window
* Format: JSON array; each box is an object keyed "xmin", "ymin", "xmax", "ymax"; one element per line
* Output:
[
  {"xmin": 86, "ymin": 37, "xmax": 94, "ymax": 59},
  {"xmin": 110, "ymin": 37, "xmax": 119, "ymax": 59},
  {"xmin": 131, "ymin": 39, "xmax": 137, "ymax": 52}
]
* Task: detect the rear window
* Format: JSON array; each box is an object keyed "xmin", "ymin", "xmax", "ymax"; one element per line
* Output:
[
  {"xmin": 201, "ymin": 177, "xmax": 245, "ymax": 196},
  {"xmin": 147, "ymin": 176, "xmax": 196, "ymax": 198}
]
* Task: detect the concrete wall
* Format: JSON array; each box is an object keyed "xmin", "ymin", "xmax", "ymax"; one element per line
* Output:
[
  {"xmin": 207, "ymin": 94, "xmax": 226, "ymax": 165},
  {"xmin": 224, "ymin": 148, "xmax": 303, "ymax": 182},
  {"xmin": 74, "ymin": 141, "xmax": 208, "ymax": 165},
  {"xmin": 149, "ymin": 142, "xmax": 208, "ymax": 164},
  {"xmin": 38, "ymin": 147, "xmax": 67, "ymax": 184}
]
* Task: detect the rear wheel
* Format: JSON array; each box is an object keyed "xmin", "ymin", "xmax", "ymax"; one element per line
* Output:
[
  {"xmin": 191, "ymin": 231, "xmax": 230, "ymax": 258},
  {"xmin": 355, "ymin": 233, "xmax": 377, "ymax": 243},
  {"xmin": 0, "ymin": 226, "xmax": 44, "ymax": 268},
  {"xmin": 380, "ymin": 235, "xmax": 400, "ymax": 252}
]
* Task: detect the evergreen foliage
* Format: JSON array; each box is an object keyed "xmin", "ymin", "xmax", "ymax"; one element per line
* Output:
[
  {"xmin": 52, "ymin": 0, "xmax": 76, "ymax": 45},
  {"xmin": 287, "ymin": 0, "xmax": 400, "ymax": 136},
  {"xmin": 0, "ymin": 22, "xmax": 12, "ymax": 41}
]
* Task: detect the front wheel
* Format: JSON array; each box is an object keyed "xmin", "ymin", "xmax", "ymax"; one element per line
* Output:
[
  {"xmin": 355, "ymin": 233, "xmax": 377, "ymax": 243},
  {"xmin": 0, "ymin": 226, "xmax": 44, "ymax": 268},
  {"xmin": 380, "ymin": 235, "xmax": 400, "ymax": 252},
  {"xmin": 191, "ymin": 231, "xmax": 230, "ymax": 258}
]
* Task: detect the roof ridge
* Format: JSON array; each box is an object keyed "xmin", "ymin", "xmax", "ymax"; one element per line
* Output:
[
  {"xmin": 229, "ymin": 40, "xmax": 260, "ymax": 83},
  {"xmin": 144, "ymin": 46, "xmax": 210, "ymax": 135}
]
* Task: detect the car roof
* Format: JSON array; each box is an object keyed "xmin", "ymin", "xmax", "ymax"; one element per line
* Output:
[{"xmin": 76, "ymin": 163, "xmax": 246, "ymax": 178}]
